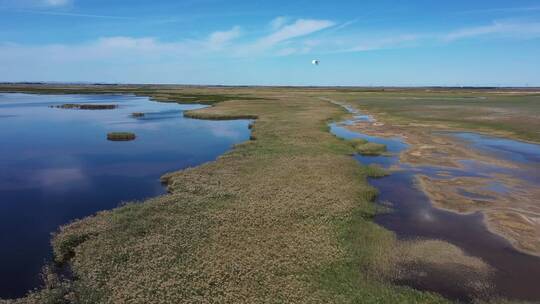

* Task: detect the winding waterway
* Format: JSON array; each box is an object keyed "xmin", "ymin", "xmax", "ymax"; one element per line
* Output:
[
  {"xmin": 0, "ymin": 93, "xmax": 251, "ymax": 299},
  {"xmin": 330, "ymin": 103, "xmax": 540, "ymax": 302}
]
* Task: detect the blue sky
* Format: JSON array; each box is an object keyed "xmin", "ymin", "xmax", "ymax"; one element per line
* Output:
[{"xmin": 1, "ymin": 0, "xmax": 539, "ymax": 86}]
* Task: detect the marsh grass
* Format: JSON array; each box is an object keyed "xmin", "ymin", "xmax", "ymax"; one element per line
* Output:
[
  {"xmin": 349, "ymin": 138, "xmax": 368, "ymax": 146},
  {"xmin": 356, "ymin": 142, "xmax": 387, "ymax": 156},
  {"xmin": 184, "ymin": 110, "xmax": 258, "ymax": 120},
  {"xmin": 364, "ymin": 164, "xmax": 390, "ymax": 178},
  {"xmin": 347, "ymin": 138, "xmax": 387, "ymax": 156},
  {"xmin": 331, "ymin": 90, "xmax": 540, "ymax": 143}
]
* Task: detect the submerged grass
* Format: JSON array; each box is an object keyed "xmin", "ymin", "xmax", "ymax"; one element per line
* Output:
[{"xmin": 0, "ymin": 85, "xmax": 507, "ymax": 304}]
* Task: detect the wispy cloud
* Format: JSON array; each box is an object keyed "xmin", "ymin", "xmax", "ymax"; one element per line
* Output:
[
  {"xmin": 443, "ymin": 21, "xmax": 540, "ymax": 41},
  {"xmin": 229, "ymin": 18, "xmax": 334, "ymax": 56},
  {"xmin": 460, "ymin": 6, "xmax": 540, "ymax": 14},
  {"xmin": 11, "ymin": 9, "xmax": 134, "ymax": 19},
  {"xmin": 43, "ymin": 0, "xmax": 70, "ymax": 6},
  {"xmin": 330, "ymin": 18, "xmax": 361, "ymax": 32},
  {"xmin": 0, "ymin": 0, "xmax": 72, "ymax": 8},
  {"xmin": 269, "ymin": 16, "xmax": 289, "ymax": 30},
  {"xmin": 258, "ymin": 19, "xmax": 335, "ymax": 48},
  {"xmin": 206, "ymin": 26, "xmax": 241, "ymax": 49},
  {"xmin": 0, "ymin": 18, "xmax": 337, "ymax": 62},
  {"xmin": 2, "ymin": 17, "xmax": 540, "ymax": 72},
  {"xmin": 337, "ymin": 34, "xmax": 421, "ymax": 53},
  {"xmin": 272, "ymin": 20, "xmax": 540, "ymax": 55}
]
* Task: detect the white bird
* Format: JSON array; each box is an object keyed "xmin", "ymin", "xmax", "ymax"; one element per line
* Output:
[{"xmin": 312, "ymin": 59, "xmax": 320, "ymax": 66}]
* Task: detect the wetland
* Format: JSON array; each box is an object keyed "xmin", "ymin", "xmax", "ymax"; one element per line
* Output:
[
  {"xmin": 0, "ymin": 92, "xmax": 251, "ymax": 299},
  {"xmin": 0, "ymin": 84, "xmax": 539, "ymax": 304},
  {"xmin": 330, "ymin": 101, "xmax": 540, "ymax": 301}
]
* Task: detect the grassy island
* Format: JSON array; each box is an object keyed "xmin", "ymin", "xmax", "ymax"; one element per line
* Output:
[
  {"xmin": 107, "ymin": 132, "xmax": 136, "ymax": 141},
  {"xmin": 53, "ymin": 103, "xmax": 118, "ymax": 110},
  {"xmin": 349, "ymin": 139, "xmax": 388, "ymax": 156}
]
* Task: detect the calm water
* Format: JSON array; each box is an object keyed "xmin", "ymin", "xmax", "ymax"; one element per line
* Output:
[
  {"xmin": 0, "ymin": 93, "xmax": 251, "ymax": 299},
  {"xmin": 330, "ymin": 106, "xmax": 540, "ymax": 302}
]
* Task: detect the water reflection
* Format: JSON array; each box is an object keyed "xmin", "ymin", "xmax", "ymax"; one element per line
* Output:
[{"xmin": 0, "ymin": 93, "xmax": 251, "ymax": 299}]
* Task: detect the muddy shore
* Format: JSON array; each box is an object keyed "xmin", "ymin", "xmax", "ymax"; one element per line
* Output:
[{"xmin": 343, "ymin": 108, "xmax": 540, "ymax": 257}]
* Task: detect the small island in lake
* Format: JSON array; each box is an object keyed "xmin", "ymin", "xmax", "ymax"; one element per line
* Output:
[
  {"xmin": 53, "ymin": 104, "xmax": 118, "ymax": 110},
  {"xmin": 107, "ymin": 132, "xmax": 136, "ymax": 141}
]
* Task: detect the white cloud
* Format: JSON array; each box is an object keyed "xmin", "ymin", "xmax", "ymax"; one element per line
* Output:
[
  {"xmin": 43, "ymin": 0, "xmax": 70, "ymax": 6},
  {"xmin": 12, "ymin": 9, "xmax": 132, "ymax": 19},
  {"xmin": 258, "ymin": 19, "xmax": 335, "ymax": 48},
  {"xmin": 340, "ymin": 34, "xmax": 421, "ymax": 52},
  {"xmin": 443, "ymin": 21, "xmax": 540, "ymax": 41},
  {"xmin": 0, "ymin": 0, "xmax": 72, "ymax": 7},
  {"xmin": 460, "ymin": 6, "xmax": 540, "ymax": 14},
  {"xmin": 207, "ymin": 26, "xmax": 241, "ymax": 49},
  {"xmin": 314, "ymin": 21, "xmax": 540, "ymax": 54},
  {"xmin": 3, "ymin": 17, "xmax": 540, "ymax": 83},
  {"xmin": 269, "ymin": 16, "xmax": 288, "ymax": 30}
]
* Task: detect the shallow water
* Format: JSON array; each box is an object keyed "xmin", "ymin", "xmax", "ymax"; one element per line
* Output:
[
  {"xmin": 330, "ymin": 107, "xmax": 540, "ymax": 302},
  {"xmin": 0, "ymin": 93, "xmax": 251, "ymax": 299},
  {"xmin": 452, "ymin": 132, "xmax": 540, "ymax": 164}
]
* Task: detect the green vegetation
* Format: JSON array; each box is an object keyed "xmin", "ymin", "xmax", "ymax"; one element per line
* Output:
[
  {"xmin": 107, "ymin": 132, "xmax": 136, "ymax": 141},
  {"xmin": 364, "ymin": 164, "xmax": 390, "ymax": 178},
  {"xmin": 331, "ymin": 89, "xmax": 540, "ymax": 143},
  {"xmin": 0, "ymin": 83, "xmax": 268, "ymax": 105},
  {"xmin": 348, "ymin": 138, "xmax": 368, "ymax": 146},
  {"xmin": 347, "ymin": 138, "xmax": 387, "ymax": 156},
  {"xmin": 356, "ymin": 142, "xmax": 387, "ymax": 156},
  {"xmin": 54, "ymin": 103, "xmax": 117, "ymax": 110},
  {"xmin": 184, "ymin": 110, "xmax": 257, "ymax": 120}
]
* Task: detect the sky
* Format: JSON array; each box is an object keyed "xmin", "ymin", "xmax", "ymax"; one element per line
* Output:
[{"xmin": 0, "ymin": 0, "xmax": 539, "ymax": 86}]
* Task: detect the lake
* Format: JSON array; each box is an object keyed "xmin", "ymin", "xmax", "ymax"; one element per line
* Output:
[{"xmin": 0, "ymin": 93, "xmax": 251, "ymax": 299}]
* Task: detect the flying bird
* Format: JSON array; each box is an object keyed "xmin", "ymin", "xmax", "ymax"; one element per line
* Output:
[{"xmin": 312, "ymin": 59, "xmax": 320, "ymax": 66}]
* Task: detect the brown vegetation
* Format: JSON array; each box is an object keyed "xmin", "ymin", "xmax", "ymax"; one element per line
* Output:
[
  {"xmin": 107, "ymin": 132, "xmax": 136, "ymax": 141},
  {"xmin": 53, "ymin": 104, "xmax": 117, "ymax": 110}
]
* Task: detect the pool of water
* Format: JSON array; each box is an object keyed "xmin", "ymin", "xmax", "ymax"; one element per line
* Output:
[
  {"xmin": 0, "ymin": 93, "xmax": 251, "ymax": 299},
  {"xmin": 330, "ymin": 105, "xmax": 540, "ymax": 302}
]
